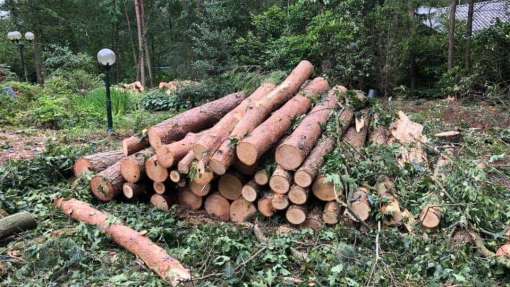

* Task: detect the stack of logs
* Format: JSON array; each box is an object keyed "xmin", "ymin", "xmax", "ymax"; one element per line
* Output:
[{"xmin": 74, "ymin": 60, "xmax": 397, "ymax": 226}]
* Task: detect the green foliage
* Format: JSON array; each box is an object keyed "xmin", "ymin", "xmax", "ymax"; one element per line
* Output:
[
  {"xmin": 142, "ymin": 89, "xmax": 184, "ymax": 111},
  {"xmin": 43, "ymin": 44, "xmax": 96, "ymax": 75}
]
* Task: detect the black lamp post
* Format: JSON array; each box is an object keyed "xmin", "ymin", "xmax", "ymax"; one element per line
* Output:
[
  {"xmin": 7, "ymin": 31, "xmax": 34, "ymax": 82},
  {"xmin": 97, "ymin": 48, "xmax": 116, "ymax": 134}
]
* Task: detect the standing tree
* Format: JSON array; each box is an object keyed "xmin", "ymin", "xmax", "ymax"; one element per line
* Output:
[
  {"xmin": 134, "ymin": 0, "xmax": 146, "ymax": 86},
  {"xmin": 447, "ymin": 0, "xmax": 457, "ymax": 70},
  {"xmin": 465, "ymin": 0, "xmax": 475, "ymax": 72}
]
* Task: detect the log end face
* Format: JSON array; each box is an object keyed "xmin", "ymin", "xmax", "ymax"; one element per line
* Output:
[
  {"xmin": 294, "ymin": 171, "xmax": 312, "ymax": 189},
  {"xmin": 209, "ymin": 159, "xmax": 227, "ymax": 175},
  {"xmin": 204, "ymin": 193, "xmax": 230, "ymax": 221},
  {"xmin": 236, "ymin": 142, "xmax": 258, "ymax": 166},
  {"xmin": 286, "ymin": 206, "xmax": 306, "ymax": 225},
  {"xmin": 155, "ymin": 147, "xmax": 175, "ymax": 169},
  {"xmin": 241, "ymin": 185, "xmax": 257, "ymax": 202},
  {"xmin": 123, "ymin": 184, "xmax": 134, "ymax": 199},
  {"xmin": 312, "ymin": 176, "xmax": 337, "ymax": 202},
  {"xmin": 218, "ymin": 173, "xmax": 243, "ymax": 201},
  {"xmin": 269, "ymin": 177, "xmax": 290, "ymax": 194},
  {"xmin": 73, "ymin": 159, "xmax": 91, "ymax": 177},
  {"xmin": 120, "ymin": 159, "xmax": 142, "ymax": 183},
  {"xmin": 91, "ymin": 176, "xmax": 115, "ymax": 202},
  {"xmin": 275, "ymin": 145, "xmax": 304, "ymax": 171}
]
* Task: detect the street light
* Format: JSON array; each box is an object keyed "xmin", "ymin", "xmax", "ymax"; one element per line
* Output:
[
  {"xmin": 97, "ymin": 48, "xmax": 116, "ymax": 134},
  {"xmin": 7, "ymin": 31, "xmax": 33, "ymax": 82}
]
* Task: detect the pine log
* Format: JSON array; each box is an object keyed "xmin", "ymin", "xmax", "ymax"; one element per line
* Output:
[
  {"xmin": 343, "ymin": 109, "xmax": 370, "ymax": 150},
  {"xmin": 288, "ymin": 184, "xmax": 309, "ymax": 205},
  {"xmin": 153, "ymin": 181, "xmax": 170, "ymax": 195},
  {"xmin": 303, "ymin": 207, "xmax": 324, "ymax": 231},
  {"xmin": 122, "ymin": 135, "xmax": 148, "ymax": 156},
  {"xmin": 312, "ymin": 175, "xmax": 340, "ymax": 202},
  {"xmin": 230, "ymin": 198, "xmax": 257, "ymax": 223},
  {"xmin": 177, "ymin": 151, "xmax": 195, "ymax": 174},
  {"xmin": 218, "ymin": 172, "xmax": 244, "ymax": 200},
  {"xmin": 375, "ymin": 176, "xmax": 402, "ymax": 226},
  {"xmin": 257, "ymin": 193, "xmax": 275, "ymax": 217},
  {"xmin": 209, "ymin": 61, "xmax": 314, "ymax": 174},
  {"xmin": 271, "ymin": 193, "xmax": 289, "ymax": 210},
  {"xmin": 150, "ymin": 194, "xmax": 177, "ymax": 211},
  {"xmin": 194, "ymin": 83, "xmax": 275, "ymax": 162},
  {"xmin": 322, "ymin": 201, "xmax": 340, "ymax": 225},
  {"xmin": 294, "ymin": 136, "xmax": 336, "ymax": 188},
  {"xmin": 91, "ymin": 161, "xmax": 124, "ymax": 202},
  {"xmin": 145, "ymin": 156, "xmax": 169, "ymax": 183},
  {"xmin": 74, "ymin": 150, "xmax": 124, "ymax": 177},
  {"xmin": 169, "ymin": 170, "xmax": 181, "ymax": 183},
  {"xmin": 148, "ymin": 91, "xmax": 247, "ymax": 148},
  {"xmin": 420, "ymin": 205, "xmax": 442, "ymax": 229},
  {"xmin": 254, "ymin": 169, "xmax": 270, "ymax": 186},
  {"xmin": 177, "ymin": 188, "xmax": 203, "ymax": 210},
  {"xmin": 204, "ymin": 193, "xmax": 230, "ymax": 221},
  {"xmin": 233, "ymin": 159, "xmax": 258, "ymax": 176},
  {"xmin": 120, "ymin": 148, "xmax": 154, "ymax": 183},
  {"xmin": 269, "ymin": 165, "xmax": 291, "ymax": 194},
  {"xmin": 346, "ymin": 187, "xmax": 371, "ymax": 222},
  {"xmin": 0, "ymin": 211, "xmax": 37, "ymax": 239},
  {"xmin": 275, "ymin": 86, "xmax": 341, "ymax": 170},
  {"xmin": 241, "ymin": 180, "xmax": 260, "ymax": 202},
  {"xmin": 237, "ymin": 77, "xmax": 330, "ymax": 165},
  {"xmin": 369, "ymin": 126, "xmax": 389, "ymax": 146},
  {"xmin": 55, "ymin": 198, "xmax": 190, "ymax": 286},
  {"xmin": 123, "ymin": 182, "xmax": 149, "ymax": 199},
  {"xmin": 156, "ymin": 132, "xmax": 203, "ymax": 168},
  {"xmin": 190, "ymin": 180, "xmax": 211, "ymax": 197},
  {"xmin": 192, "ymin": 161, "xmax": 215, "ymax": 185},
  {"xmin": 286, "ymin": 205, "xmax": 307, "ymax": 225}
]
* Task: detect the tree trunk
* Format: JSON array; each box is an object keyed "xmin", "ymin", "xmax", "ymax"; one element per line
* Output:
[
  {"xmin": 0, "ymin": 211, "xmax": 37, "ymax": 239},
  {"xmin": 269, "ymin": 165, "xmax": 291, "ymax": 194},
  {"xmin": 33, "ymin": 33, "xmax": 44, "ymax": 85},
  {"xmin": 465, "ymin": 0, "xmax": 475, "ymax": 72},
  {"xmin": 257, "ymin": 193, "xmax": 275, "ymax": 217},
  {"xmin": 145, "ymin": 156, "xmax": 168, "ymax": 183},
  {"xmin": 209, "ymin": 61, "xmax": 314, "ymax": 174},
  {"xmin": 275, "ymin": 86, "xmax": 341, "ymax": 170},
  {"xmin": 241, "ymin": 180, "xmax": 260, "ymax": 202},
  {"xmin": 123, "ymin": 136, "xmax": 149, "ymax": 156},
  {"xmin": 271, "ymin": 193, "xmax": 289, "ymax": 210},
  {"xmin": 177, "ymin": 188, "xmax": 203, "ymax": 210},
  {"xmin": 156, "ymin": 131, "xmax": 203, "ymax": 168},
  {"xmin": 288, "ymin": 184, "xmax": 309, "ymax": 205},
  {"xmin": 218, "ymin": 172, "xmax": 244, "ymax": 200},
  {"xmin": 134, "ymin": 0, "xmax": 145, "ymax": 86},
  {"xmin": 74, "ymin": 150, "xmax": 124, "ymax": 177},
  {"xmin": 148, "ymin": 92, "xmax": 247, "ymax": 148},
  {"xmin": 312, "ymin": 175, "xmax": 339, "ymax": 202},
  {"xmin": 123, "ymin": 182, "xmax": 148, "ymax": 199},
  {"xmin": 91, "ymin": 161, "xmax": 124, "ymax": 202},
  {"xmin": 230, "ymin": 198, "xmax": 257, "ymax": 223},
  {"xmin": 322, "ymin": 201, "xmax": 340, "ymax": 225},
  {"xmin": 55, "ymin": 198, "xmax": 190, "ymax": 286},
  {"xmin": 448, "ymin": 0, "xmax": 457, "ymax": 70},
  {"xmin": 237, "ymin": 77, "xmax": 330, "ymax": 165},
  {"xmin": 254, "ymin": 169, "xmax": 269, "ymax": 186},
  {"xmin": 124, "ymin": 0, "xmax": 138, "ymax": 68},
  {"xmin": 177, "ymin": 151, "xmax": 195, "ymax": 175},
  {"xmin": 120, "ymin": 148, "xmax": 154, "ymax": 183},
  {"xmin": 294, "ymin": 136, "xmax": 336, "ymax": 188},
  {"xmin": 286, "ymin": 205, "xmax": 307, "ymax": 225},
  {"xmin": 204, "ymin": 193, "xmax": 230, "ymax": 221}
]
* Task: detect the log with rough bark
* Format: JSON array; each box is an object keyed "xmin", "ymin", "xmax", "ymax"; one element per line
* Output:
[
  {"xmin": 148, "ymin": 91, "xmax": 247, "ymax": 148},
  {"xmin": 123, "ymin": 182, "xmax": 149, "ymax": 199},
  {"xmin": 177, "ymin": 188, "xmax": 203, "ymax": 210},
  {"xmin": 322, "ymin": 201, "xmax": 340, "ymax": 225},
  {"xmin": 237, "ymin": 77, "xmax": 330, "ymax": 165},
  {"xmin": 271, "ymin": 193, "xmax": 289, "ymax": 210},
  {"xmin": 269, "ymin": 165, "xmax": 291, "ymax": 194},
  {"xmin": 204, "ymin": 193, "xmax": 230, "ymax": 221},
  {"xmin": 275, "ymin": 86, "xmax": 341, "ymax": 170},
  {"xmin": 209, "ymin": 61, "xmax": 314, "ymax": 175},
  {"xmin": 241, "ymin": 180, "xmax": 260, "ymax": 202},
  {"xmin": 346, "ymin": 187, "xmax": 371, "ymax": 222},
  {"xmin": 294, "ymin": 136, "xmax": 336, "ymax": 188},
  {"xmin": 74, "ymin": 150, "xmax": 124, "ymax": 177},
  {"xmin": 120, "ymin": 148, "xmax": 154, "ymax": 183},
  {"xmin": 55, "ymin": 198, "xmax": 190, "ymax": 286},
  {"xmin": 0, "ymin": 211, "xmax": 37, "ymax": 239},
  {"xmin": 230, "ymin": 198, "xmax": 257, "ymax": 223},
  {"xmin": 151, "ymin": 194, "xmax": 177, "ymax": 211},
  {"xmin": 194, "ymin": 83, "xmax": 276, "ymax": 162},
  {"xmin": 177, "ymin": 151, "xmax": 195, "ymax": 175},
  {"xmin": 156, "ymin": 132, "xmax": 203, "ymax": 168},
  {"xmin": 257, "ymin": 193, "xmax": 275, "ymax": 217},
  {"xmin": 122, "ymin": 136, "xmax": 148, "ymax": 156},
  {"xmin": 91, "ymin": 161, "xmax": 124, "ymax": 202},
  {"xmin": 218, "ymin": 172, "xmax": 244, "ymax": 200},
  {"xmin": 286, "ymin": 205, "xmax": 307, "ymax": 225},
  {"xmin": 254, "ymin": 169, "xmax": 270, "ymax": 186},
  {"xmin": 145, "ymin": 156, "xmax": 168, "ymax": 183},
  {"xmin": 190, "ymin": 180, "xmax": 211, "ymax": 197},
  {"xmin": 169, "ymin": 170, "xmax": 181, "ymax": 183},
  {"xmin": 312, "ymin": 175, "xmax": 340, "ymax": 202},
  {"xmin": 288, "ymin": 184, "xmax": 309, "ymax": 205},
  {"xmin": 343, "ymin": 109, "xmax": 370, "ymax": 150}
]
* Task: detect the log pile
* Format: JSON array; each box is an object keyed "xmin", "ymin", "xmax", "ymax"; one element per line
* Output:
[{"xmin": 74, "ymin": 60, "xmax": 421, "ymax": 227}]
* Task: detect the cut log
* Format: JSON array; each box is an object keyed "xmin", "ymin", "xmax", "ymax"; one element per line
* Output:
[
  {"xmin": 120, "ymin": 148, "xmax": 154, "ymax": 183},
  {"xmin": 271, "ymin": 193, "xmax": 289, "ymax": 210},
  {"xmin": 312, "ymin": 175, "xmax": 340, "ymax": 202},
  {"xmin": 145, "ymin": 156, "xmax": 169, "ymax": 183},
  {"xmin": 257, "ymin": 193, "xmax": 275, "ymax": 217},
  {"xmin": 233, "ymin": 159, "xmax": 258, "ymax": 176},
  {"xmin": 343, "ymin": 109, "xmax": 370, "ymax": 150},
  {"xmin": 288, "ymin": 184, "xmax": 309, "ymax": 205},
  {"xmin": 177, "ymin": 151, "xmax": 195, "ymax": 175},
  {"xmin": 193, "ymin": 83, "xmax": 275, "ymax": 161},
  {"xmin": 190, "ymin": 180, "xmax": 211, "ymax": 197},
  {"xmin": 375, "ymin": 176, "xmax": 402, "ymax": 226},
  {"xmin": 254, "ymin": 169, "xmax": 270, "ymax": 186},
  {"xmin": 192, "ymin": 162, "xmax": 215, "ymax": 185},
  {"xmin": 55, "ymin": 198, "xmax": 190, "ymax": 286},
  {"xmin": 303, "ymin": 207, "xmax": 324, "ymax": 231},
  {"xmin": 122, "ymin": 136, "xmax": 148, "ymax": 156},
  {"xmin": 204, "ymin": 193, "xmax": 230, "ymax": 221},
  {"xmin": 156, "ymin": 132, "xmax": 203, "ymax": 168},
  {"xmin": 322, "ymin": 201, "xmax": 340, "ymax": 225},
  {"xmin": 123, "ymin": 182, "xmax": 148, "ymax": 199},
  {"xmin": 177, "ymin": 188, "xmax": 203, "ymax": 210},
  {"xmin": 148, "ymin": 91, "xmax": 247, "ymax": 148},
  {"xmin": 74, "ymin": 150, "xmax": 124, "ymax": 177},
  {"xmin": 0, "ymin": 211, "xmax": 37, "ymax": 239},
  {"xmin": 218, "ymin": 172, "xmax": 244, "ymax": 200},
  {"xmin": 420, "ymin": 205, "xmax": 442, "ymax": 229},
  {"xmin": 369, "ymin": 126, "xmax": 389, "ymax": 146},
  {"xmin": 230, "ymin": 198, "xmax": 257, "ymax": 223},
  {"xmin": 153, "ymin": 181, "xmax": 170, "ymax": 195},
  {"xmin": 91, "ymin": 161, "xmax": 124, "ymax": 202},
  {"xmin": 346, "ymin": 187, "xmax": 371, "ymax": 222},
  {"xmin": 169, "ymin": 170, "xmax": 181, "ymax": 183},
  {"xmin": 275, "ymin": 86, "xmax": 341, "ymax": 170},
  {"xmin": 150, "ymin": 194, "xmax": 176, "ymax": 211},
  {"xmin": 294, "ymin": 136, "xmax": 336, "ymax": 188},
  {"xmin": 209, "ymin": 61, "xmax": 315, "ymax": 174},
  {"xmin": 388, "ymin": 111, "xmax": 428, "ymax": 167},
  {"xmin": 286, "ymin": 205, "xmax": 307, "ymax": 225},
  {"xmin": 241, "ymin": 181, "xmax": 260, "ymax": 202},
  {"xmin": 237, "ymin": 77, "xmax": 330, "ymax": 165},
  {"xmin": 269, "ymin": 165, "xmax": 291, "ymax": 194},
  {"xmin": 434, "ymin": 130, "xmax": 462, "ymax": 142}
]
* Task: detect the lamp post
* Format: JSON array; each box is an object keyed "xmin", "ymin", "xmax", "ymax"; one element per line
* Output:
[
  {"xmin": 97, "ymin": 48, "xmax": 116, "ymax": 134},
  {"xmin": 7, "ymin": 31, "xmax": 33, "ymax": 82}
]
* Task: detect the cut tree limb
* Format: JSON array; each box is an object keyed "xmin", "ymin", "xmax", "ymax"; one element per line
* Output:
[
  {"xmin": 0, "ymin": 211, "xmax": 37, "ymax": 239},
  {"xmin": 156, "ymin": 131, "xmax": 203, "ymax": 168},
  {"xmin": 294, "ymin": 136, "xmax": 336, "ymax": 188},
  {"xmin": 190, "ymin": 180, "xmax": 211, "ymax": 197},
  {"xmin": 369, "ymin": 126, "xmax": 389, "ymax": 146},
  {"xmin": 151, "ymin": 194, "xmax": 177, "ymax": 211},
  {"xmin": 257, "ymin": 193, "xmax": 275, "ymax": 217},
  {"xmin": 254, "ymin": 169, "xmax": 270, "ymax": 186},
  {"xmin": 346, "ymin": 187, "xmax": 371, "ymax": 222},
  {"xmin": 55, "ymin": 198, "xmax": 190, "ymax": 286},
  {"xmin": 271, "ymin": 193, "xmax": 290, "ymax": 210},
  {"xmin": 120, "ymin": 148, "xmax": 154, "ymax": 183},
  {"xmin": 122, "ymin": 135, "xmax": 148, "ymax": 156},
  {"xmin": 169, "ymin": 170, "xmax": 181, "ymax": 183},
  {"xmin": 343, "ymin": 109, "xmax": 370, "ymax": 150},
  {"xmin": 286, "ymin": 205, "xmax": 307, "ymax": 225},
  {"xmin": 177, "ymin": 151, "xmax": 195, "ymax": 174},
  {"xmin": 74, "ymin": 150, "xmax": 124, "ymax": 177},
  {"xmin": 322, "ymin": 201, "xmax": 340, "ymax": 225},
  {"xmin": 91, "ymin": 161, "xmax": 124, "ymax": 202}
]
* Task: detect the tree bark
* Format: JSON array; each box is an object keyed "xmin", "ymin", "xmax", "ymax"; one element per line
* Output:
[
  {"xmin": 230, "ymin": 198, "xmax": 257, "ymax": 223},
  {"xmin": 0, "ymin": 211, "xmax": 37, "ymax": 239},
  {"xmin": 122, "ymin": 136, "xmax": 149, "ymax": 156},
  {"xmin": 448, "ymin": 0, "xmax": 457, "ymax": 70},
  {"xmin": 74, "ymin": 150, "xmax": 124, "ymax": 177},
  {"xmin": 134, "ymin": 0, "xmax": 146, "ymax": 86},
  {"xmin": 275, "ymin": 86, "xmax": 341, "ymax": 170},
  {"xmin": 120, "ymin": 148, "xmax": 154, "ymax": 183},
  {"xmin": 209, "ymin": 61, "xmax": 314, "ymax": 174},
  {"xmin": 204, "ymin": 193, "xmax": 230, "ymax": 221},
  {"xmin": 294, "ymin": 136, "xmax": 336, "ymax": 188},
  {"xmin": 55, "ymin": 198, "xmax": 190, "ymax": 286},
  {"xmin": 91, "ymin": 161, "xmax": 124, "ymax": 202},
  {"xmin": 269, "ymin": 165, "xmax": 291, "ymax": 194},
  {"xmin": 465, "ymin": 0, "xmax": 475, "ymax": 72},
  {"xmin": 237, "ymin": 77, "xmax": 330, "ymax": 165},
  {"xmin": 156, "ymin": 131, "xmax": 203, "ymax": 168}
]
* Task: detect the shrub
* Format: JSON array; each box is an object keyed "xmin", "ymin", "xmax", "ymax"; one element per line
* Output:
[
  {"xmin": 45, "ymin": 69, "xmax": 101, "ymax": 96},
  {"xmin": 43, "ymin": 44, "xmax": 96, "ymax": 75}
]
